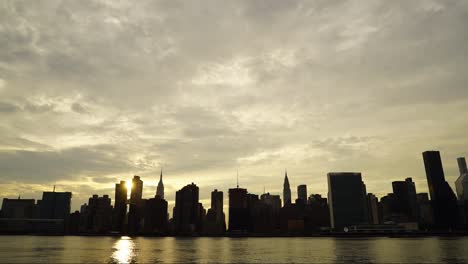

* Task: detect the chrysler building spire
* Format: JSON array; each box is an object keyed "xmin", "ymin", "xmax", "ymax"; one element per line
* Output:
[
  {"xmin": 283, "ymin": 169, "xmax": 291, "ymax": 206},
  {"xmin": 156, "ymin": 168, "xmax": 164, "ymax": 199}
]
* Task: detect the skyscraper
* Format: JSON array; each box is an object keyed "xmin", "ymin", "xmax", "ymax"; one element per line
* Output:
[
  {"xmin": 283, "ymin": 170, "xmax": 291, "ymax": 206},
  {"xmin": 130, "ymin": 176, "xmax": 143, "ymax": 203},
  {"xmin": 327, "ymin": 172, "xmax": 368, "ymax": 230},
  {"xmin": 173, "ymin": 183, "xmax": 203, "ymax": 234},
  {"xmin": 367, "ymin": 193, "xmax": 379, "ymax": 225},
  {"xmin": 81, "ymin": 194, "xmax": 112, "ymax": 233},
  {"xmin": 112, "ymin": 181, "xmax": 127, "ymax": 233},
  {"xmin": 128, "ymin": 176, "xmax": 144, "ymax": 234},
  {"xmin": 297, "ymin": 185, "xmax": 307, "ymax": 203},
  {"xmin": 228, "ymin": 187, "xmax": 248, "ymax": 232},
  {"xmin": 211, "ymin": 189, "xmax": 224, "ymax": 224},
  {"xmin": 422, "ymin": 151, "xmax": 458, "ymax": 229},
  {"xmin": 391, "ymin": 178, "xmax": 418, "ymax": 222},
  {"xmin": 39, "ymin": 191, "xmax": 72, "ymax": 220},
  {"xmin": 156, "ymin": 168, "xmax": 164, "ymax": 199},
  {"xmin": 204, "ymin": 189, "xmax": 226, "ymax": 235},
  {"xmin": 455, "ymin": 157, "xmax": 468, "ymax": 201},
  {"xmin": 143, "ymin": 195, "xmax": 168, "ymax": 234}
]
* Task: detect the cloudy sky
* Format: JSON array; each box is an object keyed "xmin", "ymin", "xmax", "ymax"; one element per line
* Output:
[{"xmin": 1, "ymin": 0, "xmax": 467, "ymax": 212}]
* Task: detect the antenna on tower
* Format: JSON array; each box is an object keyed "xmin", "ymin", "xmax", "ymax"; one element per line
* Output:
[
  {"xmin": 53, "ymin": 185, "xmax": 56, "ymax": 192},
  {"xmin": 237, "ymin": 169, "xmax": 239, "ymax": 188}
]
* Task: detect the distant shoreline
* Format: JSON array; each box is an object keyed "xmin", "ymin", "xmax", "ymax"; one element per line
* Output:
[{"xmin": 2, "ymin": 232, "xmax": 468, "ymax": 238}]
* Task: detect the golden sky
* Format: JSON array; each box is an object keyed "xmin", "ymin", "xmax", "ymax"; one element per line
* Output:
[{"xmin": 0, "ymin": 0, "xmax": 467, "ymax": 212}]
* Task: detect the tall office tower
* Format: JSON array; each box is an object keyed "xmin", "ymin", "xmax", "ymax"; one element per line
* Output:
[
  {"xmin": 305, "ymin": 194, "xmax": 330, "ymax": 230},
  {"xmin": 297, "ymin": 185, "xmax": 307, "ymax": 203},
  {"xmin": 392, "ymin": 178, "xmax": 419, "ymax": 221},
  {"xmin": 143, "ymin": 195, "xmax": 168, "ymax": 234},
  {"xmin": 455, "ymin": 157, "xmax": 468, "ymax": 201},
  {"xmin": 422, "ymin": 151, "xmax": 458, "ymax": 229},
  {"xmin": 112, "ymin": 181, "xmax": 127, "ymax": 232},
  {"xmin": 205, "ymin": 189, "xmax": 226, "ymax": 235},
  {"xmin": 259, "ymin": 192, "xmax": 282, "ymax": 231},
  {"xmin": 228, "ymin": 187, "xmax": 248, "ymax": 232},
  {"xmin": 156, "ymin": 168, "xmax": 164, "ymax": 199},
  {"xmin": 82, "ymin": 194, "xmax": 112, "ymax": 233},
  {"xmin": 39, "ymin": 191, "xmax": 72, "ymax": 220},
  {"xmin": 130, "ymin": 176, "xmax": 143, "ymax": 203},
  {"xmin": 367, "ymin": 193, "xmax": 379, "ymax": 225},
  {"xmin": 327, "ymin": 172, "xmax": 369, "ymax": 230},
  {"xmin": 247, "ymin": 194, "xmax": 260, "ymax": 232},
  {"xmin": 173, "ymin": 183, "xmax": 203, "ymax": 234},
  {"xmin": 283, "ymin": 170, "xmax": 291, "ymax": 206},
  {"xmin": 128, "ymin": 176, "xmax": 144, "ymax": 234},
  {"xmin": 211, "ymin": 189, "xmax": 224, "ymax": 225}
]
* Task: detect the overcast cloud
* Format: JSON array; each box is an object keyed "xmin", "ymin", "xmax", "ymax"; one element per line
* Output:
[{"xmin": 1, "ymin": 0, "xmax": 467, "ymax": 212}]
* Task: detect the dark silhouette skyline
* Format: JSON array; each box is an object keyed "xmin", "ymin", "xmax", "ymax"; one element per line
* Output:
[{"xmin": 1, "ymin": 150, "xmax": 468, "ymax": 236}]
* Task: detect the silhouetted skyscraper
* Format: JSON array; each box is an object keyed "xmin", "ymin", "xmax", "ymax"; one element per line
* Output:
[
  {"xmin": 173, "ymin": 183, "xmax": 203, "ymax": 234},
  {"xmin": 112, "ymin": 181, "xmax": 127, "ymax": 233},
  {"xmin": 204, "ymin": 189, "xmax": 226, "ymax": 235},
  {"xmin": 228, "ymin": 187, "xmax": 248, "ymax": 232},
  {"xmin": 422, "ymin": 151, "xmax": 458, "ymax": 229},
  {"xmin": 39, "ymin": 191, "xmax": 72, "ymax": 220},
  {"xmin": 143, "ymin": 195, "xmax": 168, "ymax": 234},
  {"xmin": 328, "ymin": 172, "xmax": 368, "ymax": 230},
  {"xmin": 455, "ymin": 157, "xmax": 468, "ymax": 201},
  {"xmin": 211, "ymin": 189, "xmax": 224, "ymax": 224},
  {"xmin": 81, "ymin": 194, "xmax": 112, "ymax": 233},
  {"xmin": 367, "ymin": 193, "xmax": 379, "ymax": 225},
  {"xmin": 130, "ymin": 176, "xmax": 143, "ymax": 203},
  {"xmin": 305, "ymin": 194, "xmax": 330, "ymax": 231},
  {"xmin": 128, "ymin": 176, "xmax": 144, "ymax": 234},
  {"xmin": 392, "ymin": 178, "xmax": 418, "ymax": 222},
  {"xmin": 283, "ymin": 170, "xmax": 291, "ymax": 206},
  {"xmin": 297, "ymin": 185, "xmax": 307, "ymax": 203},
  {"xmin": 156, "ymin": 168, "xmax": 164, "ymax": 199},
  {"xmin": 259, "ymin": 192, "xmax": 282, "ymax": 232}
]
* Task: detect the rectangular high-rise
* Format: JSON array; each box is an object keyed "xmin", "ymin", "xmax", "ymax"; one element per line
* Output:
[
  {"xmin": 391, "ymin": 178, "xmax": 418, "ymax": 222},
  {"xmin": 328, "ymin": 172, "xmax": 368, "ymax": 230},
  {"xmin": 112, "ymin": 181, "xmax": 127, "ymax": 232},
  {"xmin": 228, "ymin": 187, "xmax": 248, "ymax": 232},
  {"xmin": 39, "ymin": 191, "xmax": 72, "ymax": 220},
  {"xmin": 143, "ymin": 196, "xmax": 168, "ymax": 234},
  {"xmin": 128, "ymin": 176, "xmax": 144, "ymax": 234},
  {"xmin": 422, "ymin": 151, "xmax": 458, "ymax": 229},
  {"xmin": 204, "ymin": 189, "xmax": 226, "ymax": 235},
  {"xmin": 297, "ymin": 185, "xmax": 307, "ymax": 203},
  {"xmin": 81, "ymin": 194, "xmax": 112, "ymax": 233},
  {"xmin": 173, "ymin": 183, "xmax": 202, "ymax": 234}
]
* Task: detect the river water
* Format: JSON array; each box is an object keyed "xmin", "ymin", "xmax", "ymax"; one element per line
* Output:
[{"xmin": 0, "ymin": 236, "xmax": 467, "ymax": 263}]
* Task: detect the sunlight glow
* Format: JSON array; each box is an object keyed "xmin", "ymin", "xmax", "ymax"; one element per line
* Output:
[
  {"xmin": 126, "ymin": 181, "xmax": 133, "ymax": 191},
  {"xmin": 111, "ymin": 236, "xmax": 136, "ymax": 264}
]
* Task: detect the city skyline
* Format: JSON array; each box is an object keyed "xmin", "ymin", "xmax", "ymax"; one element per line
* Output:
[
  {"xmin": 1, "ymin": 151, "xmax": 466, "ymax": 217},
  {"xmin": 1, "ymin": 0, "xmax": 468, "ymax": 214}
]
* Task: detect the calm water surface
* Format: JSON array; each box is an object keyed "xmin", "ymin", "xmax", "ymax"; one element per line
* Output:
[{"xmin": 0, "ymin": 236, "xmax": 467, "ymax": 263}]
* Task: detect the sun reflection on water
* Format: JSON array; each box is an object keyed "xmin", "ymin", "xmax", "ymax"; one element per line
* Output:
[{"xmin": 110, "ymin": 236, "xmax": 137, "ymax": 264}]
